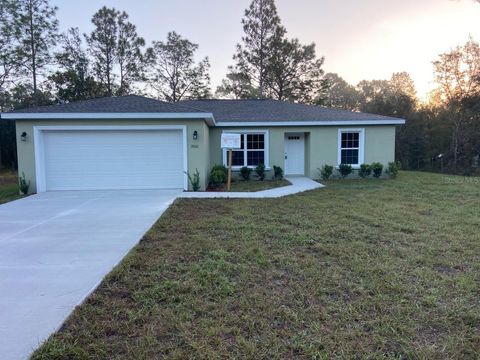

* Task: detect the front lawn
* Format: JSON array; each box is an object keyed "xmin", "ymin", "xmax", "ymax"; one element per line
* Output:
[
  {"xmin": 33, "ymin": 172, "xmax": 480, "ymax": 359},
  {"xmin": 0, "ymin": 170, "xmax": 23, "ymax": 205},
  {"xmin": 230, "ymin": 179, "xmax": 290, "ymax": 192}
]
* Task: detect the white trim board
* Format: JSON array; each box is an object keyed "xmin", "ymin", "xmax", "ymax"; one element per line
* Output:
[
  {"xmin": 216, "ymin": 120, "xmax": 405, "ymax": 127},
  {"xmin": 33, "ymin": 125, "xmax": 189, "ymax": 192},
  {"xmin": 3, "ymin": 112, "xmax": 216, "ymax": 126}
]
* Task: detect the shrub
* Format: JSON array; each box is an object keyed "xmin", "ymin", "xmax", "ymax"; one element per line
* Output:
[
  {"xmin": 358, "ymin": 164, "xmax": 371, "ymax": 178},
  {"xmin": 273, "ymin": 165, "xmax": 283, "ymax": 180},
  {"xmin": 186, "ymin": 168, "xmax": 201, "ymax": 191},
  {"xmin": 19, "ymin": 172, "xmax": 30, "ymax": 194},
  {"xmin": 209, "ymin": 169, "xmax": 226, "ymax": 189},
  {"xmin": 210, "ymin": 164, "xmax": 227, "ymax": 182},
  {"xmin": 255, "ymin": 163, "xmax": 266, "ymax": 181},
  {"xmin": 239, "ymin": 166, "xmax": 252, "ymax": 180},
  {"xmin": 338, "ymin": 163, "xmax": 353, "ymax": 178},
  {"xmin": 387, "ymin": 162, "xmax": 399, "ymax": 178},
  {"xmin": 371, "ymin": 162, "xmax": 384, "ymax": 178},
  {"xmin": 320, "ymin": 164, "xmax": 334, "ymax": 180}
]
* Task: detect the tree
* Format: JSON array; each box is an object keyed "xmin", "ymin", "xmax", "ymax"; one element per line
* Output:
[
  {"xmin": 232, "ymin": 0, "xmax": 285, "ymax": 97},
  {"xmin": 86, "ymin": 6, "xmax": 119, "ymax": 96},
  {"xmin": 0, "ymin": 0, "xmax": 20, "ymax": 91},
  {"xmin": 264, "ymin": 38, "xmax": 328, "ymax": 104},
  {"xmin": 216, "ymin": 71, "xmax": 258, "ymax": 99},
  {"xmin": 357, "ymin": 73, "xmax": 417, "ymax": 118},
  {"xmin": 116, "ymin": 11, "xmax": 146, "ymax": 95},
  {"xmin": 49, "ymin": 27, "xmax": 106, "ymax": 102},
  {"xmin": 323, "ymin": 73, "xmax": 360, "ymax": 110},
  {"xmin": 14, "ymin": 0, "xmax": 59, "ymax": 104},
  {"xmin": 148, "ymin": 31, "xmax": 211, "ymax": 102},
  {"xmin": 432, "ymin": 39, "xmax": 480, "ymax": 170},
  {"xmin": 86, "ymin": 7, "xmax": 147, "ymax": 96}
]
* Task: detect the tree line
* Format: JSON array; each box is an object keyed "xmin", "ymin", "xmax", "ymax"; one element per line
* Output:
[{"xmin": 0, "ymin": 0, "xmax": 479, "ymax": 175}]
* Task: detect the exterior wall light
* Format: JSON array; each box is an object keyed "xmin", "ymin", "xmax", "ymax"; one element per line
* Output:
[
  {"xmin": 193, "ymin": 130, "xmax": 198, "ymax": 140},
  {"xmin": 20, "ymin": 132, "xmax": 28, "ymax": 142}
]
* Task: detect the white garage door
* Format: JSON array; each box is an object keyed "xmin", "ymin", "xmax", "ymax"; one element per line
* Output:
[{"xmin": 42, "ymin": 129, "xmax": 185, "ymax": 191}]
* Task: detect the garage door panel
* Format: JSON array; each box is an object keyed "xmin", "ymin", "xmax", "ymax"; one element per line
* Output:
[{"xmin": 42, "ymin": 130, "xmax": 184, "ymax": 191}]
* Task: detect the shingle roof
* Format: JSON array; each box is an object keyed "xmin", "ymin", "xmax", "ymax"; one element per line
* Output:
[
  {"xmin": 12, "ymin": 95, "xmax": 206, "ymax": 114},
  {"xmin": 180, "ymin": 99, "xmax": 404, "ymax": 123}
]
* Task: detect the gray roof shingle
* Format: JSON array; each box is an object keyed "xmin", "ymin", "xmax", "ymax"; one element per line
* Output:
[
  {"xmin": 12, "ymin": 95, "xmax": 207, "ymax": 114},
  {"xmin": 180, "ymin": 99, "xmax": 404, "ymax": 123}
]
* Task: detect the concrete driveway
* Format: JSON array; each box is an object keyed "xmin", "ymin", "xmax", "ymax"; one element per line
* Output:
[{"xmin": 0, "ymin": 190, "xmax": 181, "ymax": 360}]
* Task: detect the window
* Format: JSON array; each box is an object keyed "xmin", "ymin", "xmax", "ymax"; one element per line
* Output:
[
  {"xmin": 223, "ymin": 131, "xmax": 268, "ymax": 168},
  {"xmin": 338, "ymin": 129, "xmax": 364, "ymax": 167}
]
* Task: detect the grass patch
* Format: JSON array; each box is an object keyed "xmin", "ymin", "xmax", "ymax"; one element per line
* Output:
[
  {"xmin": 0, "ymin": 170, "xmax": 23, "ymax": 204},
  {"xmin": 32, "ymin": 172, "xmax": 480, "ymax": 359},
  {"xmin": 229, "ymin": 179, "xmax": 290, "ymax": 192}
]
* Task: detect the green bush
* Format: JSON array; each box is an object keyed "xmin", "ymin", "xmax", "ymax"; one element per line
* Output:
[
  {"xmin": 209, "ymin": 169, "xmax": 226, "ymax": 189},
  {"xmin": 371, "ymin": 162, "xmax": 384, "ymax": 178},
  {"xmin": 358, "ymin": 164, "xmax": 371, "ymax": 178},
  {"xmin": 240, "ymin": 166, "xmax": 252, "ymax": 180},
  {"xmin": 338, "ymin": 164, "xmax": 353, "ymax": 178},
  {"xmin": 320, "ymin": 164, "xmax": 334, "ymax": 180},
  {"xmin": 186, "ymin": 168, "xmax": 201, "ymax": 191},
  {"xmin": 210, "ymin": 164, "xmax": 227, "ymax": 183},
  {"xmin": 273, "ymin": 165, "xmax": 283, "ymax": 180},
  {"xmin": 255, "ymin": 163, "xmax": 266, "ymax": 181},
  {"xmin": 387, "ymin": 162, "xmax": 399, "ymax": 178},
  {"xmin": 19, "ymin": 172, "xmax": 30, "ymax": 194}
]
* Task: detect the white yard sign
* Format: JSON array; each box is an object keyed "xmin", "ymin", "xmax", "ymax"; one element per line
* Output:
[{"xmin": 221, "ymin": 133, "xmax": 241, "ymax": 149}]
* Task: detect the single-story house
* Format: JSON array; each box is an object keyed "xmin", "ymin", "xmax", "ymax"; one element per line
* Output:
[{"xmin": 1, "ymin": 95, "xmax": 405, "ymax": 193}]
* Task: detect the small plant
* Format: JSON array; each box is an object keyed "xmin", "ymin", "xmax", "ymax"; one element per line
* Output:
[
  {"xmin": 240, "ymin": 166, "xmax": 252, "ymax": 181},
  {"xmin": 210, "ymin": 164, "xmax": 227, "ymax": 183},
  {"xmin": 209, "ymin": 169, "xmax": 226, "ymax": 189},
  {"xmin": 358, "ymin": 164, "xmax": 371, "ymax": 178},
  {"xmin": 255, "ymin": 163, "xmax": 266, "ymax": 181},
  {"xmin": 320, "ymin": 164, "xmax": 334, "ymax": 180},
  {"xmin": 386, "ymin": 162, "xmax": 399, "ymax": 178},
  {"xmin": 19, "ymin": 172, "xmax": 30, "ymax": 194},
  {"xmin": 186, "ymin": 168, "xmax": 201, "ymax": 191},
  {"xmin": 371, "ymin": 162, "xmax": 384, "ymax": 178},
  {"xmin": 338, "ymin": 163, "xmax": 353, "ymax": 178},
  {"xmin": 273, "ymin": 165, "xmax": 283, "ymax": 180}
]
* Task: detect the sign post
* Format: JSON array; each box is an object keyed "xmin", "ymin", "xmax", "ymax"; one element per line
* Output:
[{"xmin": 221, "ymin": 133, "xmax": 241, "ymax": 192}]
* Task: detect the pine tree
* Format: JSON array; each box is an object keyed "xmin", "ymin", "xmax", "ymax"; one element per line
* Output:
[
  {"xmin": 148, "ymin": 31, "xmax": 210, "ymax": 102},
  {"xmin": 13, "ymin": 0, "xmax": 59, "ymax": 104}
]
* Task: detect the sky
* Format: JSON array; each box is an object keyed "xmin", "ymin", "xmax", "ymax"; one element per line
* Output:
[{"xmin": 51, "ymin": 0, "xmax": 480, "ymax": 100}]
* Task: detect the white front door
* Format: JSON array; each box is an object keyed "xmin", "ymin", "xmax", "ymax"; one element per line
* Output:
[{"xmin": 284, "ymin": 133, "xmax": 305, "ymax": 175}]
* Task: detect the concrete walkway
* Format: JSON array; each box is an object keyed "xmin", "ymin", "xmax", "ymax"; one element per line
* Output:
[
  {"xmin": 180, "ymin": 176, "xmax": 323, "ymax": 198},
  {"xmin": 0, "ymin": 190, "xmax": 181, "ymax": 360}
]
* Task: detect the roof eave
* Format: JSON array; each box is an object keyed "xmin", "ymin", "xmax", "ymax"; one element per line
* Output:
[
  {"xmin": 215, "ymin": 119, "xmax": 406, "ymax": 127},
  {"xmin": 0, "ymin": 112, "xmax": 216, "ymax": 126}
]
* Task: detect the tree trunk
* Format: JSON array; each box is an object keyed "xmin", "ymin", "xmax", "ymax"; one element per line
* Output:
[{"xmin": 29, "ymin": 0, "xmax": 37, "ymax": 104}]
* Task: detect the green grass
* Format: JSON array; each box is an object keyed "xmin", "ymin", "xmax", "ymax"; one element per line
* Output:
[
  {"xmin": 32, "ymin": 172, "xmax": 480, "ymax": 359},
  {"xmin": 229, "ymin": 179, "xmax": 290, "ymax": 192},
  {"xmin": 0, "ymin": 170, "xmax": 23, "ymax": 204}
]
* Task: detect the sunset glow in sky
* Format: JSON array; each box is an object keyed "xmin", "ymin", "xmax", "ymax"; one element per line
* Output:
[{"xmin": 52, "ymin": 0, "xmax": 480, "ymax": 100}]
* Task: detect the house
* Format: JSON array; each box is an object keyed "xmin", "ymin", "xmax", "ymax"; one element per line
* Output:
[{"xmin": 1, "ymin": 95, "xmax": 405, "ymax": 193}]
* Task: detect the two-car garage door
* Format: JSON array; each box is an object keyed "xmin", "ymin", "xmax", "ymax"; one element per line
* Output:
[{"xmin": 40, "ymin": 129, "xmax": 185, "ymax": 191}]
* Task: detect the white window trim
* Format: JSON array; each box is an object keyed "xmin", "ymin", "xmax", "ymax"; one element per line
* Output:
[
  {"xmin": 337, "ymin": 128, "xmax": 365, "ymax": 169},
  {"xmin": 222, "ymin": 129, "xmax": 270, "ymax": 169},
  {"xmin": 33, "ymin": 125, "xmax": 188, "ymax": 193}
]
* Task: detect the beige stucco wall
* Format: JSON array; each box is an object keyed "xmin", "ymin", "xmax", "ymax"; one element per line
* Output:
[
  {"xmin": 15, "ymin": 119, "xmax": 210, "ymax": 193},
  {"xmin": 209, "ymin": 125, "xmax": 396, "ymax": 179}
]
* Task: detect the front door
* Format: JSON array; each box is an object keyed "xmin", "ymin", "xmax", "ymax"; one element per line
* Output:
[{"xmin": 284, "ymin": 133, "xmax": 305, "ymax": 175}]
